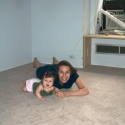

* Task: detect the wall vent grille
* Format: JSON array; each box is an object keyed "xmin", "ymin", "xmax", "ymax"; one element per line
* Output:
[
  {"xmin": 120, "ymin": 47, "xmax": 125, "ymax": 54},
  {"xmin": 96, "ymin": 44, "xmax": 125, "ymax": 54}
]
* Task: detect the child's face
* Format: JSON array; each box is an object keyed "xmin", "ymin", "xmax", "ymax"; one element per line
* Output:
[{"xmin": 43, "ymin": 77, "xmax": 54, "ymax": 88}]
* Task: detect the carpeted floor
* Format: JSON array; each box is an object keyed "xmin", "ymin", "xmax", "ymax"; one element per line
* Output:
[{"xmin": 0, "ymin": 63, "xmax": 125, "ymax": 125}]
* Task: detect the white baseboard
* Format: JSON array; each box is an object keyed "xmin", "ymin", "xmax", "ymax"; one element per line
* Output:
[
  {"xmin": 91, "ymin": 63, "xmax": 125, "ymax": 69},
  {"xmin": 0, "ymin": 62, "xmax": 31, "ymax": 72}
]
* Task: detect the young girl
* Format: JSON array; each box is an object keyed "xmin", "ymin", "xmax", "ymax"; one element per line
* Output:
[{"xmin": 22, "ymin": 71, "xmax": 59, "ymax": 100}]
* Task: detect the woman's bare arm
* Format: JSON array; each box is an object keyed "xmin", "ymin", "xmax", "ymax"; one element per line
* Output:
[{"xmin": 56, "ymin": 77, "xmax": 89, "ymax": 98}]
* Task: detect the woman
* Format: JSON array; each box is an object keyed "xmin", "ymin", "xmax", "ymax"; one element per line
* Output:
[{"xmin": 33, "ymin": 57, "xmax": 89, "ymax": 98}]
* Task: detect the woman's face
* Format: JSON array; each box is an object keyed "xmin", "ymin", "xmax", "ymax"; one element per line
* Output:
[{"xmin": 58, "ymin": 66, "xmax": 71, "ymax": 84}]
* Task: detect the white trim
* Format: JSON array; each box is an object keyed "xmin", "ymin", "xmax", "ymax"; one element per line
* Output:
[{"xmin": 0, "ymin": 62, "xmax": 31, "ymax": 72}]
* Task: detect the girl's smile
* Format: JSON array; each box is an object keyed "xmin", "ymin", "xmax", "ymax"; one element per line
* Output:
[{"xmin": 43, "ymin": 77, "xmax": 54, "ymax": 88}]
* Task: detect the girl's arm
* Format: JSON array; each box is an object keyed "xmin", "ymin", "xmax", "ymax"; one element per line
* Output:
[
  {"xmin": 35, "ymin": 84, "xmax": 45, "ymax": 100},
  {"xmin": 56, "ymin": 77, "xmax": 89, "ymax": 98}
]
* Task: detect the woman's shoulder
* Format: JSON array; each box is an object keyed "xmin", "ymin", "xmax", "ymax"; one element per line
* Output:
[
  {"xmin": 72, "ymin": 72, "xmax": 79, "ymax": 77},
  {"xmin": 70, "ymin": 72, "xmax": 79, "ymax": 81}
]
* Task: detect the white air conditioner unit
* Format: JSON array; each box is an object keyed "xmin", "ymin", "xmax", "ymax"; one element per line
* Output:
[
  {"xmin": 100, "ymin": 9, "xmax": 125, "ymax": 30},
  {"xmin": 105, "ymin": 10, "xmax": 125, "ymax": 31}
]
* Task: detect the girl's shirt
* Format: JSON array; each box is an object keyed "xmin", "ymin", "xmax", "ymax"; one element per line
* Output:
[{"xmin": 33, "ymin": 82, "xmax": 54, "ymax": 96}]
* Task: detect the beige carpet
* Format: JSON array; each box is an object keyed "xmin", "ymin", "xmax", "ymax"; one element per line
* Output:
[{"xmin": 0, "ymin": 63, "xmax": 125, "ymax": 125}]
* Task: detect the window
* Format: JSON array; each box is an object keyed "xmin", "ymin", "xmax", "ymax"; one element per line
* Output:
[
  {"xmin": 103, "ymin": 0, "xmax": 125, "ymax": 10},
  {"xmin": 102, "ymin": 0, "xmax": 125, "ymax": 30}
]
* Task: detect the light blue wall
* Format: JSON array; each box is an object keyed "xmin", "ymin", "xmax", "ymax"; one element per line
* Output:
[
  {"xmin": 31, "ymin": 0, "xmax": 84, "ymax": 67},
  {"xmin": 0, "ymin": 0, "xmax": 32, "ymax": 71},
  {"xmin": 0, "ymin": 0, "xmax": 86, "ymax": 72},
  {"xmin": 1, "ymin": 0, "xmax": 124, "ymax": 71},
  {"xmin": 90, "ymin": 0, "xmax": 103, "ymax": 34}
]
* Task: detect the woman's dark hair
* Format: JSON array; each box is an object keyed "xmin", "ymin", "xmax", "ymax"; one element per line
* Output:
[
  {"xmin": 56, "ymin": 60, "xmax": 77, "ymax": 75},
  {"xmin": 42, "ymin": 71, "xmax": 56, "ymax": 82}
]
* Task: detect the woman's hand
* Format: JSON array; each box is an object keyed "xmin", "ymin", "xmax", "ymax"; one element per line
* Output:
[
  {"xmin": 54, "ymin": 88, "xmax": 65, "ymax": 98},
  {"xmin": 56, "ymin": 90, "xmax": 66, "ymax": 98},
  {"xmin": 55, "ymin": 77, "xmax": 89, "ymax": 98}
]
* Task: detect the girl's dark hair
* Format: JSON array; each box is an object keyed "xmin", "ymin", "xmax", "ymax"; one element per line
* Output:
[
  {"xmin": 56, "ymin": 60, "xmax": 77, "ymax": 75},
  {"xmin": 42, "ymin": 71, "xmax": 56, "ymax": 82}
]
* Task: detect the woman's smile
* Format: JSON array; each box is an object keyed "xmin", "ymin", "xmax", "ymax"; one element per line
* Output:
[{"xmin": 58, "ymin": 66, "xmax": 71, "ymax": 83}]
